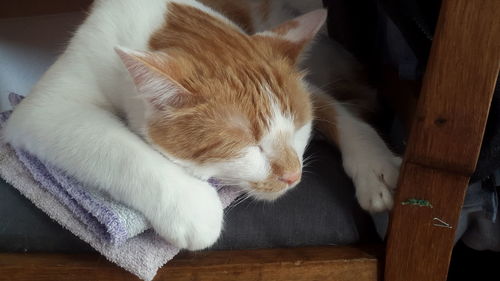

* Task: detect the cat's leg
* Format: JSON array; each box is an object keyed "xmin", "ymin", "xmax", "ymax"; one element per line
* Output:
[
  {"xmin": 312, "ymin": 89, "xmax": 401, "ymax": 212},
  {"xmin": 3, "ymin": 97, "xmax": 223, "ymax": 250}
]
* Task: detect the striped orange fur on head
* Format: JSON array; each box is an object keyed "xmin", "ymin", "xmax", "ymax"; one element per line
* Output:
[
  {"xmin": 117, "ymin": 4, "xmax": 326, "ymax": 198},
  {"xmin": 197, "ymin": 0, "xmax": 254, "ymax": 33}
]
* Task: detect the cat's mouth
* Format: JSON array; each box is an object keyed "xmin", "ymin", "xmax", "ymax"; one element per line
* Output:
[
  {"xmin": 243, "ymin": 179, "xmax": 300, "ymax": 201},
  {"xmin": 210, "ymin": 175, "xmax": 301, "ymax": 201}
]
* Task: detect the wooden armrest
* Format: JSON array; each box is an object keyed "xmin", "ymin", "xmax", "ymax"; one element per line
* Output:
[
  {"xmin": 385, "ymin": 1, "xmax": 500, "ymax": 281},
  {"xmin": 404, "ymin": 0, "xmax": 500, "ymax": 176},
  {"xmin": 0, "ymin": 246, "xmax": 382, "ymax": 281}
]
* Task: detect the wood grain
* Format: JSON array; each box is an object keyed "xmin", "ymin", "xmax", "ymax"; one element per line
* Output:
[
  {"xmin": 385, "ymin": 0, "xmax": 500, "ymax": 281},
  {"xmin": 0, "ymin": 0, "xmax": 93, "ymax": 18},
  {"xmin": 404, "ymin": 0, "xmax": 500, "ymax": 175},
  {"xmin": 385, "ymin": 163, "xmax": 469, "ymax": 281},
  {"xmin": 0, "ymin": 246, "xmax": 381, "ymax": 281}
]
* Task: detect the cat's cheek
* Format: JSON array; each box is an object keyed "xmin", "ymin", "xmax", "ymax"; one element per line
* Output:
[
  {"xmin": 293, "ymin": 121, "xmax": 312, "ymax": 159},
  {"xmin": 229, "ymin": 146, "xmax": 270, "ymax": 182}
]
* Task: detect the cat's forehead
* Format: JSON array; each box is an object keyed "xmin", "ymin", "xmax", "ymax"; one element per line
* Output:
[
  {"xmin": 231, "ymin": 81, "xmax": 311, "ymax": 141},
  {"xmin": 260, "ymin": 96, "xmax": 295, "ymax": 147},
  {"xmin": 146, "ymin": 1, "xmax": 313, "ymax": 135}
]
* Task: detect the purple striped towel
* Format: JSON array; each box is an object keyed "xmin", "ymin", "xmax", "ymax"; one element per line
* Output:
[{"xmin": 0, "ymin": 93, "xmax": 242, "ymax": 280}]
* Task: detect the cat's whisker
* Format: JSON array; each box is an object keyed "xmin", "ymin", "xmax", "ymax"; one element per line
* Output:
[
  {"xmin": 302, "ymin": 153, "xmax": 320, "ymax": 163},
  {"xmin": 226, "ymin": 196, "xmax": 243, "ymax": 211},
  {"xmin": 302, "ymin": 153, "xmax": 321, "ymax": 167},
  {"xmin": 227, "ymin": 192, "xmax": 254, "ymax": 212},
  {"xmin": 304, "ymin": 157, "xmax": 321, "ymax": 166},
  {"xmin": 302, "ymin": 170, "xmax": 318, "ymax": 176}
]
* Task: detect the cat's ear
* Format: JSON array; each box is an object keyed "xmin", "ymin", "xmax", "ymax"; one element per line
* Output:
[
  {"xmin": 257, "ymin": 9, "xmax": 327, "ymax": 62},
  {"xmin": 115, "ymin": 47, "xmax": 194, "ymax": 110}
]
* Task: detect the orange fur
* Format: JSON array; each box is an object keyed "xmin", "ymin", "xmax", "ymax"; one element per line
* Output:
[
  {"xmin": 138, "ymin": 3, "xmax": 319, "ymax": 192},
  {"xmin": 198, "ymin": 0, "xmax": 254, "ymax": 33}
]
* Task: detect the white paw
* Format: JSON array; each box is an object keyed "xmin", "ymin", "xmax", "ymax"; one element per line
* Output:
[
  {"xmin": 347, "ymin": 156, "xmax": 401, "ymax": 212},
  {"xmin": 152, "ymin": 179, "xmax": 223, "ymax": 250}
]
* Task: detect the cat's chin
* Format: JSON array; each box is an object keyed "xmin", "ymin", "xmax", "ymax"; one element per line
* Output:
[
  {"xmin": 250, "ymin": 189, "xmax": 288, "ymax": 201},
  {"xmin": 238, "ymin": 183, "xmax": 295, "ymax": 202}
]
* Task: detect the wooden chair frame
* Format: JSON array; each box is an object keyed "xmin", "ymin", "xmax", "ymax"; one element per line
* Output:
[{"xmin": 1, "ymin": 0, "xmax": 499, "ymax": 280}]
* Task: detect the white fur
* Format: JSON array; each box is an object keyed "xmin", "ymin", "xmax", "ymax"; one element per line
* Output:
[
  {"xmin": 260, "ymin": 95, "xmax": 296, "ymax": 158},
  {"xmin": 170, "ymin": 145, "xmax": 270, "ymax": 184},
  {"xmin": 161, "ymin": 85, "xmax": 309, "ymax": 192},
  {"xmin": 294, "ymin": 122, "xmax": 312, "ymax": 159},
  {"xmin": 3, "ymin": 0, "xmax": 226, "ymax": 251},
  {"xmin": 4, "ymin": 0, "xmax": 399, "ymax": 252},
  {"xmin": 2, "ymin": 0, "xmax": 320, "ymax": 250},
  {"xmin": 264, "ymin": 0, "xmax": 400, "ymax": 212},
  {"xmin": 333, "ymin": 102, "xmax": 401, "ymax": 212}
]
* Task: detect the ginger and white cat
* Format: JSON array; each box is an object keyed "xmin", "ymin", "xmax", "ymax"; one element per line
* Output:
[{"xmin": 3, "ymin": 0, "xmax": 400, "ymax": 250}]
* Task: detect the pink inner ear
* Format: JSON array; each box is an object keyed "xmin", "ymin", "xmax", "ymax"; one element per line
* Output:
[
  {"xmin": 276, "ymin": 9, "xmax": 327, "ymax": 43},
  {"xmin": 115, "ymin": 47, "xmax": 192, "ymax": 109}
]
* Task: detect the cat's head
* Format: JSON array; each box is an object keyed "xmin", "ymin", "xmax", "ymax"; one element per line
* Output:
[{"xmin": 116, "ymin": 8, "xmax": 326, "ymax": 200}]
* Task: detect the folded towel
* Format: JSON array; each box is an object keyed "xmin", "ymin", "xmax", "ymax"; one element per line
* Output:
[
  {"xmin": 15, "ymin": 148, "xmax": 151, "ymax": 244},
  {"xmin": 0, "ymin": 93, "xmax": 242, "ymax": 280},
  {"xmin": 3, "ymin": 93, "xmax": 150, "ymax": 244}
]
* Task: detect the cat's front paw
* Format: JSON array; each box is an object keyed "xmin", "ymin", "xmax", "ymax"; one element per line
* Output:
[
  {"xmin": 347, "ymin": 156, "xmax": 401, "ymax": 212},
  {"xmin": 153, "ymin": 180, "xmax": 223, "ymax": 250}
]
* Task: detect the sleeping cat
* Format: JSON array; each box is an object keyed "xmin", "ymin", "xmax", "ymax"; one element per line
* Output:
[{"xmin": 3, "ymin": 0, "xmax": 400, "ymax": 250}]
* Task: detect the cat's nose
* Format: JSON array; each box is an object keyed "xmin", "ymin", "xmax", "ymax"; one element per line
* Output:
[{"xmin": 279, "ymin": 171, "xmax": 301, "ymax": 185}]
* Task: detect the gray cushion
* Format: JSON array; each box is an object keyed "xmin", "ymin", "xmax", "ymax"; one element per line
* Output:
[
  {"xmin": 0, "ymin": 140, "xmax": 378, "ymax": 252},
  {"xmin": 0, "ymin": 179, "xmax": 92, "ymax": 252}
]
